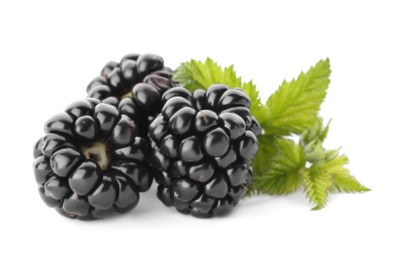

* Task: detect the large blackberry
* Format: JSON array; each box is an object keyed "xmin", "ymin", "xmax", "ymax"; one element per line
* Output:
[
  {"xmin": 148, "ymin": 85, "xmax": 261, "ymax": 218},
  {"xmin": 86, "ymin": 53, "xmax": 176, "ymax": 135},
  {"xmin": 33, "ymin": 98, "xmax": 153, "ymax": 220}
]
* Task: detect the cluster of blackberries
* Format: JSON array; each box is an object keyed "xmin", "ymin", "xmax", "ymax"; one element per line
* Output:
[{"xmin": 33, "ymin": 53, "xmax": 260, "ymax": 219}]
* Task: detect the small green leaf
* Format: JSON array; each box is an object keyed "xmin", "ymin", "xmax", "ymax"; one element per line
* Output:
[
  {"xmin": 324, "ymin": 155, "xmax": 370, "ymax": 193},
  {"xmin": 303, "ymin": 165, "xmax": 333, "ymax": 210},
  {"xmin": 301, "ymin": 117, "xmax": 331, "ymax": 145},
  {"xmin": 318, "ymin": 119, "xmax": 331, "ymax": 143},
  {"xmin": 263, "ymin": 59, "xmax": 331, "ymax": 135},
  {"xmin": 249, "ymin": 136, "xmax": 306, "ymax": 195},
  {"xmin": 241, "ymin": 80, "xmax": 266, "ymax": 126}
]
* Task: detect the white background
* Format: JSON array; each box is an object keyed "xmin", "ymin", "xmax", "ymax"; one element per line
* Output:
[{"xmin": 0, "ymin": 0, "xmax": 396, "ymax": 259}]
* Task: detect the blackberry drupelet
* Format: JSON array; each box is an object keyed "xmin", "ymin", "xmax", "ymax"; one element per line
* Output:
[
  {"xmin": 86, "ymin": 53, "xmax": 177, "ymax": 135},
  {"xmin": 33, "ymin": 98, "xmax": 153, "ymax": 219},
  {"xmin": 148, "ymin": 84, "xmax": 261, "ymax": 218}
]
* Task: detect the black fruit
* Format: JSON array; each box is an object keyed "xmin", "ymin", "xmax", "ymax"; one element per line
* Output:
[
  {"xmin": 86, "ymin": 53, "xmax": 177, "ymax": 135},
  {"xmin": 33, "ymin": 99, "xmax": 153, "ymax": 220},
  {"xmin": 148, "ymin": 85, "xmax": 261, "ymax": 218}
]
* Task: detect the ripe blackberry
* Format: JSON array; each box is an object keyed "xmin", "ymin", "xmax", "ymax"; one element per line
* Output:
[
  {"xmin": 86, "ymin": 53, "xmax": 176, "ymax": 135},
  {"xmin": 33, "ymin": 98, "xmax": 153, "ymax": 219},
  {"xmin": 148, "ymin": 85, "xmax": 261, "ymax": 218}
]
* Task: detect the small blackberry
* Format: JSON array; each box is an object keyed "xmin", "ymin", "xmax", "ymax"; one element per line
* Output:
[
  {"xmin": 148, "ymin": 85, "xmax": 261, "ymax": 218},
  {"xmin": 33, "ymin": 98, "xmax": 153, "ymax": 219},
  {"xmin": 86, "ymin": 53, "xmax": 177, "ymax": 135}
]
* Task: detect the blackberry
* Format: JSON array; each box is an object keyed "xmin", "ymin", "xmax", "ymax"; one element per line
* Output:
[
  {"xmin": 86, "ymin": 53, "xmax": 177, "ymax": 135},
  {"xmin": 33, "ymin": 98, "xmax": 153, "ymax": 219},
  {"xmin": 148, "ymin": 85, "xmax": 261, "ymax": 218}
]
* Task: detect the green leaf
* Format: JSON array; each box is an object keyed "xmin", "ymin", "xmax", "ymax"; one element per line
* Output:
[
  {"xmin": 324, "ymin": 155, "xmax": 370, "ymax": 193},
  {"xmin": 173, "ymin": 58, "xmax": 266, "ymax": 126},
  {"xmin": 303, "ymin": 153, "xmax": 369, "ymax": 210},
  {"xmin": 301, "ymin": 117, "xmax": 331, "ymax": 145},
  {"xmin": 318, "ymin": 119, "xmax": 331, "ymax": 143},
  {"xmin": 248, "ymin": 136, "xmax": 306, "ymax": 195},
  {"xmin": 241, "ymin": 80, "xmax": 266, "ymax": 126},
  {"xmin": 303, "ymin": 165, "xmax": 333, "ymax": 210},
  {"xmin": 263, "ymin": 59, "xmax": 331, "ymax": 135},
  {"xmin": 246, "ymin": 135, "xmax": 276, "ymax": 196},
  {"xmin": 301, "ymin": 118, "xmax": 337, "ymax": 164}
]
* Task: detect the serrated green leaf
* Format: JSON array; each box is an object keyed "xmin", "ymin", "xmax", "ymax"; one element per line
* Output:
[
  {"xmin": 301, "ymin": 118, "xmax": 336, "ymax": 164},
  {"xmin": 173, "ymin": 58, "xmax": 266, "ymax": 126},
  {"xmin": 301, "ymin": 117, "xmax": 331, "ymax": 145},
  {"xmin": 246, "ymin": 135, "xmax": 276, "ymax": 196},
  {"xmin": 248, "ymin": 136, "xmax": 306, "ymax": 195},
  {"xmin": 303, "ymin": 165, "xmax": 333, "ymax": 210},
  {"xmin": 263, "ymin": 59, "xmax": 331, "ymax": 135},
  {"xmin": 323, "ymin": 155, "xmax": 370, "ymax": 193},
  {"xmin": 241, "ymin": 80, "xmax": 266, "ymax": 126},
  {"xmin": 318, "ymin": 119, "xmax": 331, "ymax": 142}
]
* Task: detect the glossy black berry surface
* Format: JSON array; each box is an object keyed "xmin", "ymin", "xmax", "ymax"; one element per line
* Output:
[
  {"xmin": 33, "ymin": 99, "xmax": 153, "ymax": 220},
  {"xmin": 86, "ymin": 53, "xmax": 177, "ymax": 135},
  {"xmin": 148, "ymin": 85, "xmax": 261, "ymax": 218}
]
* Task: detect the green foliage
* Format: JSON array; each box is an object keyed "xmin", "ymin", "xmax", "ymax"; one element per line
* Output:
[
  {"xmin": 301, "ymin": 117, "xmax": 331, "ymax": 145},
  {"xmin": 303, "ymin": 166, "xmax": 333, "ymax": 210},
  {"xmin": 250, "ymin": 136, "xmax": 305, "ymax": 195},
  {"xmin": 325, "ymin": 155, "xmax": 370, "ymax": 193},
  {"xmin": 174, "ymin": 57, "xmax": 369, "ymax": 210},
  {"xmin": 262, "ymin": 59, "xmax": 331, "ymax": 135}
]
